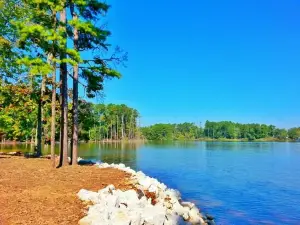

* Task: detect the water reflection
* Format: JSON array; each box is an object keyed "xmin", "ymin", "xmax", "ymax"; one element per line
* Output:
[
  {"xmin": 145, "ymin": 140, "xmax": 199, "ymax": 149},
  {"xmin": 204, "ymin": 141, "xmax": 275, "ymax": 151},
  {"xmin": 0, "ymin": 141, "xmax": 142, "ymax": 170},
  {"xmin": 78, "ymin": 142, "xmax": 142, "ymax": 169}
]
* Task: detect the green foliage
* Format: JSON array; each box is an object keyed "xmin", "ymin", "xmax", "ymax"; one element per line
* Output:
[
  {"xmin": 0, "ymin": 80, "xmax": 139, "ymax": 141},
  {"xmin": 141, "ymin": 123, "xmax": 202, "ymax": 141},
  {"xmin": 80, "ymin": 103, "xmax": 139, "ymax": 141},
  {"xmin": 141, "ymin": 121, "xmax": 297, "ymax": 141},
  {"xmin": 70, "ymin": 0, "xmax": 125, "ymax": 98},
  {"xmin": 204, "ymin": 121, "xmax": 291, "ymax": 141},
  {"xmin": 0, "ymin": 81, "xmax": 37, "ymax": 140},
  {"xmin": 287, "ymin": 128, "xmax": 300, "ymax": 140},
  {"xmin": 0, "ymin": 0, "xmax": 27, "ymax": 79}
]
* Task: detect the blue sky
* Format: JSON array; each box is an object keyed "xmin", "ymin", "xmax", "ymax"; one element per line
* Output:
[{"xmin": 85, "ymin": 0, "xmax": 300, "ymax": 128}]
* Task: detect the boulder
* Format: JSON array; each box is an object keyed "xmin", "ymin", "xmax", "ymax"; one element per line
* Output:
[
  {"xmin": 148, "ymin": 184, "xmax": 158, "ymax": 195},
  {"xmin": 120, "ymin": 190, "xmax": 140, "ymax": 208},
  {"xmin": 77, "ymin": 189, "xmax": 100, "ymax": 204},
  {"xmin": 138, "ymin": 177, "xmax": 153, "ymax": 189},
  {"xmin": 142, "ymin": 205, "xmax": 166, "ymax": 225},
  {"xmin": 181, "ymin": 201, "xmax": 195, "ymax": 209},
  {"xmin": 171, "ymin": 201, "xmax": 188, "ymax": 216},
  {"xmin": 128, "ymin": 210, "xmax": 142, "ymax": 225},
  {"xmin": 188, "ymin": 207, "xmax": 205, "ymax": 224},
  {"xmin": 110, "ymin": 208, "xmax": 131, "ymax": 225},
  {"xmin": 165, "ymin": 213, "xmax": 179, "ymax": 225}
]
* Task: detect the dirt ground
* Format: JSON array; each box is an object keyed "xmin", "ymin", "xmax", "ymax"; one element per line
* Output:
[{"xmin": 0, "ymin": 156, "xmax": 133, "ymax": 225}]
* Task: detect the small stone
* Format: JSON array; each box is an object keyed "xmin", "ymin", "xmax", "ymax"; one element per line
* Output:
[
  {"xmin": 181, "ymin": 201, "xmax": 195, "ymax": 209},
  {"xmin": 148, "ymin": 184, "xmax": 158, "ymax": 194},
  {"xmin": 188, "ymin": 207, "xmax": 204, "ymax": 224},
  {"xmin": 182, "ymin": 212, "xmax": 189, "ymax": 221},
  {"xmin": 77, "ymin": 189, "xmax": 100, "ymax": 204},
  {"xmin": 136, "ymin": 189, "xmax": 145, "ymax": 199},
  {"xmin": 139, "ymin": 177, "xmax": 153, "ymax": 189}
]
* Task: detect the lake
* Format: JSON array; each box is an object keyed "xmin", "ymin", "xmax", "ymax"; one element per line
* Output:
[{"xmin": 1, "ymin": 141, "xmax": 300, "ymax": 224}]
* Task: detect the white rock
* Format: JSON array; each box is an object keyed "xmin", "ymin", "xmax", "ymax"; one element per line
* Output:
[
  {"xmin": 158, "ymin": 183, "xmax": 167, "ymax": 192},
  {"xmin": 188, "ymin": 207, "xmax": 205, "ymax": 224},
  {"xmin": 77, "ymin": 157, "xmax": 84, "ymax": 162},
  {"xmin": 120, "ymin": 190, "xmax": 140, "ymax": 208},
  {"xmin": 88, "ymin": 204, "xmax": 106, "ymax": 215},
  {"xmin": 142, "ymin": 205, "xmax": 166, "ymax": 225},
  {"xmin": 79, "ymin": 210, "xmax": 109, "ymax": 225},
  {"xmin": 181, "ymin": 201, "xmax": 195, "ymax": 209},
  {"xmin": 163, "ymin": 201, "xmax": 173, "ymax": 209},
  {"xmin": 77, "ymin": 189, "xmax": 100, "ymax": 204},
  {"xmin": 110, "ymin": 208, "xmax": 131, "ymax": 225},
  {"xmin": 105, "ymin": 194, "xmax": 119, "ymax": 208},
  {"xmin": 172, "ymin": 201, "xmax": 189, "ymax": 216},
  {"xmin": 128, "ymin": 210, "xmax": 142, "ymax": 225},
  {"xmin": 148, "ymin": 184, "xmax": 158, "ymax": 194},
  {"xmin": 165, "ymin": 189, "xmax": 181, "ymax": 202},
  {"xmin": 118, "ymin": 163, "xmax": 126, "ymax": 169},
  {"xmin": 164, "ymin": 213, "xmax": 179, "ymax": 225},
  {"xmin": 138, "ymin": 178, "xmax": 151, "ymax": 189}
]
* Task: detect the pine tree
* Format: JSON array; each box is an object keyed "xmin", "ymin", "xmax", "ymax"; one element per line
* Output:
[{"xmin": 68, "ymin": 0, "xmax": 126, "ymax": 164}]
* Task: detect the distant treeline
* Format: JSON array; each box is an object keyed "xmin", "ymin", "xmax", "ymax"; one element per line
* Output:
[{"xmin": 141, "ymin": 121, "xmax": 300, "ymax": 141}]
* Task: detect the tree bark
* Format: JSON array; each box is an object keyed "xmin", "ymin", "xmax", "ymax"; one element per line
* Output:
[
  {"xmin": 116, "ymin": 116, "xmax": 118, "ymax": 140},
  {"xmin": 50, "ymin": 62, "xmax": 56, "ymax": 167},
  {"xmin": 36, "ymin": 98, "xmax": 42, "ymax": 156},
  {"xmin": 111, "ymin": 121, "xmax": 113, "ymax": 141},
  {"xmin": 41, "ymin": 70, "xmax": 46, "ymax": 146},
  {"xmin": 58, "ymin": 8, "xmax": 69, "ymax": 167},
  {"xmin": 121, "ymin": 114, "xmax": 124, "ymax": 139},
  {"xmin": 70, "ymin": 2, "xmax": 79, "ymax": 165}
]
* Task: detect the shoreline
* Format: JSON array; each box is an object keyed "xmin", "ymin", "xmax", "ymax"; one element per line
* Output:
[
  {"xmin": 0, "ymin": 156, "xmax": 214, "ymax": 225},
  {"xmin": 78, "ymin": 162, "xmax": 214, "ymax": 225},
  {"xmin": 0, "ymin": 138, "xmax": 296, "ymax": 145}
]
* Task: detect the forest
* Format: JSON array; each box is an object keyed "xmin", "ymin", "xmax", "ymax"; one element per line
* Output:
[
  {"xmin": 141, "ymin": 121, "xmax": 300, "ymax": 141},
  {"xmin": 0, "ymin": 82, "xmax": 140, "ymax": 142},
  {"xmin": 0, "ymin": 0, "xmax": 127, "ymax": 166}
]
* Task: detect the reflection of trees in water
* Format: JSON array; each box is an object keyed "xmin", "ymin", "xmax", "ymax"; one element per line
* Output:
[
  {"xmin": 0, "ymin": 143, "xmax": 33, "ymax": 152},
  {"xmin": 77, "ymin": 142, "xmax": 142, "ymax": 170},
  {"xmin": 204, "ymin": 141, "xmax": 274, "ymax": 151},
  {"xmin": 145, "ymin": 141, "xmax": 199, "ymax": 149},
  {"xmin": 0, "ymin": 142, "xmax": 141, "ymax": 169}
]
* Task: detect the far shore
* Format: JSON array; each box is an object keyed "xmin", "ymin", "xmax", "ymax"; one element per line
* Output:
[{"xmin": 0, "ymin": 138, "xmax": 296, "ymax": 145}]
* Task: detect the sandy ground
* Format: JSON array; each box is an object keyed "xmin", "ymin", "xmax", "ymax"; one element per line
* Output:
[{"xmin": 0, "ymin": 156, "xmax": 133, "ymax": 225}]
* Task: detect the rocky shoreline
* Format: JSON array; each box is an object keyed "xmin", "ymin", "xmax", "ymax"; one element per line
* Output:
[{"xmin": 77, "ymin": 162, "xmax": 216, "ymax": 225}]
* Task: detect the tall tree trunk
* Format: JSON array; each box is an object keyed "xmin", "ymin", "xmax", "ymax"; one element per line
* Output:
[
  {"xmin": 70, "ymin": 2, "xmax": 79, "ymax": 165},
  {"xmin": 94, "ymin": 123, "xmax": 96, "ymax": 142},
  {"xmin": 111, "ymin": 121, "xmax": 113, "ymax": 141},
  {"xmin": 116, "ymin": 116, "xmax": 118, "ymax": 140},
  {"xmin": 50, "ymin": 62, "xmax": 56, "ymax": 167},
  {"xmin": 58, "ymin": 8, "xmax": 68, "ymax": 167},
  {"xmin": 36, "ymin": 99, "xmax": 42, "ymax": 156},
  {"xmin": 121, "ymin": 114, "xmax": 124, "ymax": 139},
  {"xmin": 41, "ymin": 70, "xmax": 46, "ymax": 146}
]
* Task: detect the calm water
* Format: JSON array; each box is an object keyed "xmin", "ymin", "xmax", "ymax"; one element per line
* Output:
[{"xmin": 1, "ymin": 141, "xmax": 300, "ymax": 224}]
